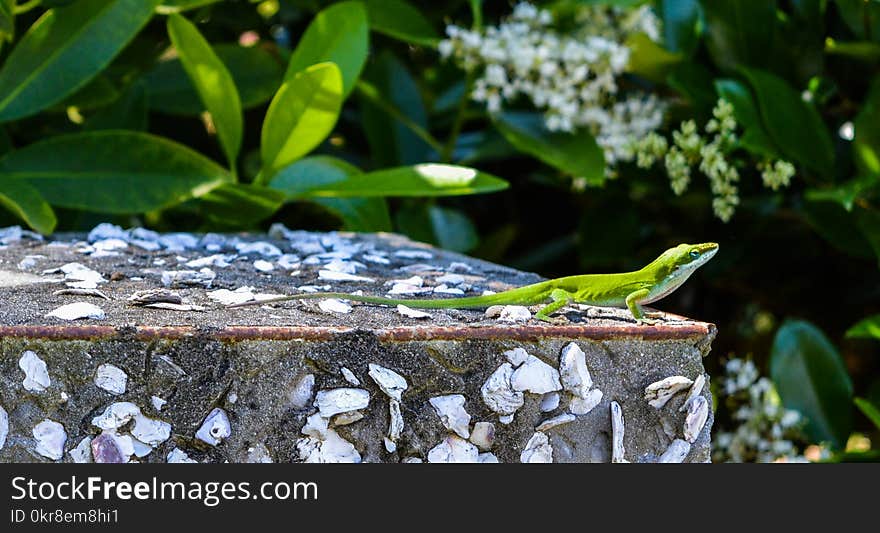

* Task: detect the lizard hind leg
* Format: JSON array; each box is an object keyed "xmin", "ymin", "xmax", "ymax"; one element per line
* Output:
[{"xmin": 535, "ymin": 289, "xmax": 575, "ymax": 322}]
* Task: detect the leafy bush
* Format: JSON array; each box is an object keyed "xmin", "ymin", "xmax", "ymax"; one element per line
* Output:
[{"xmin": 0, "ymin": 0, "xmax": 878, "ymax": 460}]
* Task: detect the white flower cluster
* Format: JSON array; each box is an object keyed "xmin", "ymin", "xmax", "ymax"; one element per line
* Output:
[
  {"xmin": 439, "ymin": 2, "xmax": 665, "ymax": 165},
  {"xmin": 635, "ymin": 99, "xmax": 796, "ymax": 222},
  {"xmin": 712, "ymin": 358, "xmax": 807, "ymax": 463}
]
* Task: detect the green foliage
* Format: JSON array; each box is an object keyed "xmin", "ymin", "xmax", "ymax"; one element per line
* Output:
[
  {"xmin": 0, "ymin": 0, "xmax": 159, "ymax": 121},
  {"xmin": 167, "ymin": 13, "xmax": 242, "ymax": 167},
  {"xmin": 284, "ymin": 1, "xmax": 368, "ymax": 98},
  {"xmin": 261, "ymin": 62, "xmax": 343, "ymax": 179},
  {"xmin": 0, "ymin": 131, "xmax": 231, "ymax": 213},
  {"xmin": 494, "ymin": 112, "xmax": 605, "ymax": 185},
  {"xmin": 770, "ymin": 320, "xmax": 854, "ymax": 449}
]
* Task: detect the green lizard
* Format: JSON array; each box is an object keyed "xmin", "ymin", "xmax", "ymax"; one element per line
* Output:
[{"xmin": 229, "ymin": 242, "xmax": 718, "ymax": 322}]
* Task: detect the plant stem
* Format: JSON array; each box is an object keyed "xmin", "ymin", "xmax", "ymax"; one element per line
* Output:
[
  {"xmin": 441, "ymin": 74, "xmax": 474, "ymax": 163},
  {"xmin": 355, "ymin": 80, "xmax": 445, "ymax": 155},
  {"xmin": 14, "ymin": 0, "xmax": 41, "ymax": 14}
]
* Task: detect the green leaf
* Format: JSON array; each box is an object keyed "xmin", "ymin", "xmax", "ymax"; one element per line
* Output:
[
  {"xmin": 701, "ymin": 0, "xmax": 776, "ymax": 72},
  {"xmin": 770, "ymin": 319, "xmax": 854, "ymax": 449},
  {"xmin": 0, "ymin": 0, "xmax": 14, "ymax": 44},
  {"xmin": 667, "ymin": 62, "xmax": 717, "ymax": 117},
  {"xmin": 428, "ymin": 205, "xmax": 478, "ymax": 252},
  {"xmin": 802, "ymin": 199, "xmax": 874, "ymax": 259},
  {"xmin": 854, "ymin": 398, "xmax": 880, "ymax": 430},
  {"xmin": 0, "ymin": 180, "xmax": 56, "ymax": 234},
  {"xmin": 145, "ymin": 43, "xmax": 284, "ymax": 116},
  {"xmin": 494, "ymin": 112, "xmax": 605, "ymax": 184},
  {"xmin": 740, "ymin": 67, "xmax": 835, "ymax": 177},
  {"xmin": 291, "ymin": 163, "xmax": 508, "ymax": 198},
  {"xmin": 199, "ymin": 183, "xmax": 285, "ymax": 225},
  {"xmin": 156, "ymin": 0, "xmax": 220, "ymax": 13},
  {"xmin": 0, "ymin": 131, "xmax": 231, "ymax": 213},
  {"xmin": 854, "ymin": 75, "xmax": 880, "ymax": 175},
  {"xmin": 267, "ymin": 156, "xmax": 390, "ymax": 231},
  {"xmin": 804, "ymin": 175, "xmax": 878, "ymax": 212},
  {"xmin": 0, "ymin": 0, "xmax": 159, "ymax": 122},
  {"xmin": 312, "ymin": 197, "xmax": 392, "ymax": 232},
  {"xmin": 847, "ymin": 314, "xmax": 880, "ymax": 340},
  {"xmin": 854, "ymin": 205, "xmax": 880, "ymax": 265},
  {"xmin": 360, "ymin": 51, "xmax": 431, "ymax": 167},
  {"xmin": 261, "ymin": 62, "xmax": 343, "ymax": 178},
  {"xmin": 835, "ymin": 0, "xmax": 880, "ymax": 41},
  {"xmin": 624, "ymin": 32, "xmax": 681, "ymax": 82},
  {"xmin": 825, "ymin": 39, "xmax": 880, "ymax": 63},
  {"xmin": 167, "ymin": 14, "xmax": 243, "ymax": 168},
  {"xmin": 714, "ymin": 78, "xmax": 780, "ymax": 158},
  {"xmin": 363, "ymin": 0, "xmax": 438, "ymax": 46},
  {"xmin": 284, "ymin": 1, "xmax": 368, "ymax": 98},
  {"xmin": 659, "ymin": 0, "xmax": 700, "ymax": 55},
  {"xmin": 85, "ymin": 82, "xmax": 148, "ymax": 131}
]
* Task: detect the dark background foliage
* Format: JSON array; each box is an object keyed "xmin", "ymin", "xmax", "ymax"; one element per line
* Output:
[{"xmin": 0, "ymin": 0, "xmax": 878, "ymax": 456}]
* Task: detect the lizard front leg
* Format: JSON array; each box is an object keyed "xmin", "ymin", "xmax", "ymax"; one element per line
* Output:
[
  {"xmin": 625, "ymin": 288, "xmax": 655, "ymax": 323},
  {"xmin": 535, "ymin": 289, "xmax": 574, "ymax": 322}
]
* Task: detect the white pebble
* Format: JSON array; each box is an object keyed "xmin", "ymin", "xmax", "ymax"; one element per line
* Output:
[
  {"xmin": 498, "ymin": 305, "xmax": 532, "ymax": 323},
  {"xmin": 368, "ymin": 364, "xmax": 408, "ymax": 401},
  {"xmin": 167, "ymin": 448, "xmax": 198, "ymax": 463},
  {"xmin": 46, "ymin": 302, "xmax": 105, "ymax": 320},
  {"xmin": 69, "ymin": 436, "xmax": 92, "ymax": 463},
  {"xmin": 559, "ymin": 343, "xmax": 593, "ymax": 398},
  {"xmin": 511, "ymin": 355, "xmax": 562, "ymax": 394},
  {"xmin": 195, "ymin": 408, "xmax": 231, "ymax": 446},
  {"xmin": 319, "ymin": 299, "xmax": 352, "ymax": 314},
  {"xmin": 658, "ymin": 439, "xmax": 691, "ymax": 463},
  {"xmin": 645, "ymin": 376, "xmax": 694, "ymax": 409},
  {"xmin": 94, "ymin": 364, "xmax": 127, "ymax": 395},
  {"xmin": 503, "ymin": 347, "xmax": 529, "ymax": 367},
  {"xmin": 33, "ymin": 419, "xmax": 67, "ymax": 460},
  {"xmin": 520, "ymin": 432, "xmax": 553, "ymax": 463},
  {"xmin": 315, "ymin": 388, "xmax": 370, "ymax": 418},
  {"xmin": 397, "ymin": 305, "xmax": 432, "ymax": 319},
  {"xmin": 429, "ymin": 395, "xmax": 472, "ymax": 439},
  {"xmin": 19, "ymin": 350, "xmax": 50, "ymax": 392},
  {"xmin": 427, "ymin": 435, "xmax": 479, "ymax": 463},
  {"xmin": 0, "ymin": 404, "xmax": 8, "ymax": 451},
  {"xmin": 541, "ymin": 392, "xmax": 561, "ymax": 412},
  {"xmin": 611, "ymin": 401, "xmax": 626, "ymax": 463},
  {"xmin": 569, "ymin": 388, "xmax": 603, "ymax": 415},
  {"xmin": 536, "ymin": 413, "xmax": 576, "ymax": 432},
  {"xmin": 683, "ymin": 396, "xmax": 709, "ymax": 443},
  {"xmin": 481, "ymin": 363, "xmax": 524, "ymax": 416},
  {"xmin": 253, "ymin": 259, "xmax": 274, "ymax": 272},
  {"xmin": 340, "ymin": 367, "xmax": 360, "ymax": 386}
]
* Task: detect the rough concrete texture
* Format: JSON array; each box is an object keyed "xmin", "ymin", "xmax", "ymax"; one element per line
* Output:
[{"xmin": 0, "ymin": 225, "xmax": 716, "ymax": 463}]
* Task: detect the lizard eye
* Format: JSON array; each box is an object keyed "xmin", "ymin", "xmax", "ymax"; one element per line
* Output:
[{"xmin": 689, "ymin": 250, "xmax": 701, "ymax": 259}]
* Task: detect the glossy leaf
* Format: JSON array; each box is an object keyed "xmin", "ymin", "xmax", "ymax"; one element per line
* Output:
[
  {"xmin": 0, "ymin": 0, "xmax": 159, "ymax": 122},
  {"xmin": 847, "ymin": 314, "xmax": 880, "ymax": 339},
  {"xmin": 167, "ymin": 14, "xmax": 243, "ymax": 167},
  {"xmin": 268, "ymin": 156, "xmax": 391, "ymax": 231},
  {"xmin": 494, "ymin": 112, "xmax": 605, "ymax": 184},
  {"xmin": 261, "ymin": 62, "xmax": 343, "ymax": 178},
  {"xmin": 157, "ymin": 0, "xmax": 220, "ymax": 13},
  {"xmin": 145, "ymin": 44, "xmax": 284, "ymax": 116},
  {"xmin": 360, "ymin": 51, "xmax": 431, "ymax": 167},
  {"xmin": 854, "ymin": 398, "xmax": 880, "ymax": 430},
  {"xmin": 701, "ymin": 0, "xmax": 776, "ymax": 72},
  {"xmin": 854, "ymin": 76, "xmax": 880, "ymax": 175},
  {"xmin": 284, "ymin": 1, "xmax": 368, "ymax": 98},
  {"xmin": 0, "ymin": 0, "xmax": 13, "ymax": 44},
  {"xmin": 740, "ymin": 67, "xmax": 835, "ymax": 177},
  {"xmin": 363, "ymin": 0, "xmax": 438, "ymax": 46},
  {"xmin": 199, "ymin": 183, "xmax": 286, "ymax": 225},
  {"xmin": 659, "ymin": 0, "xmax": 700, "ymax": 55},
  {"xmin": 0, "ymin": 180, "xmax": 56, "ymax": 234},
  {"xmin": 289, "ymin": 163, "xmax": 508, "ymax": 198},
  {"xmin": 714, "ymin": 78, "xmax": 779, "ymax": 158},
  {"xmin": 770, "ymin": 320, "xmax": 854, "ymax": 449},
  {"xmin": 86, "ymin": 82, "xmax": 148, "ymax": 131},
  {"xmin": 429, "ymin": 206, "xmax": 479, "ymax": 252},
  {"xmin": 0, "ymin": 131, "xmax": 231, "ymax": 213},
  {"xmin": 625, "ymin": 33, "xmax": 681, "ymax": 82}
]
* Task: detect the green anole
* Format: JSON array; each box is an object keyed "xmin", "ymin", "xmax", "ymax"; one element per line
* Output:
[{"xmin": 229, "ymin": 243, "xmax": 718, "ymax": 322}]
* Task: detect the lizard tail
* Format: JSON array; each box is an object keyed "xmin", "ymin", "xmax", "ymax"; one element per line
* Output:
[{"xmin": 228, "ymin": 283, "xmax": 550, "ymax": 309}]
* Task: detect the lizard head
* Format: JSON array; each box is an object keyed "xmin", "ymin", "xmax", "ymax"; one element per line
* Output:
[{"xmin": 665, "ymin": 242, "xmax": 719, "ymax": 274}]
